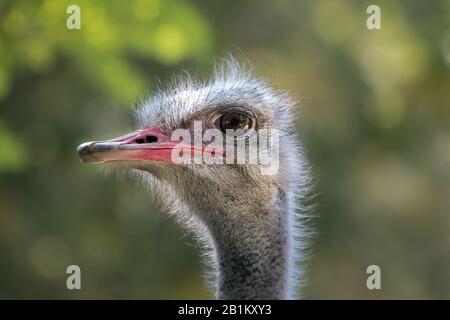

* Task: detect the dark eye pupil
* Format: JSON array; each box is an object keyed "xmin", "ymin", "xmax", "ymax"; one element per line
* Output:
[
  {"xmin": 228, "ymin": 117, "xmax": 240, "ymax": 127},
  {"xmin": 219, "ymin": 113, "xmax": 251, "ymax": 133}
]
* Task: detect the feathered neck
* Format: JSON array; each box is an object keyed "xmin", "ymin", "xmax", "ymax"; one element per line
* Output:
[{"xmin": 197, "ymin": 187, "xmax": 294, "ymax": 300}]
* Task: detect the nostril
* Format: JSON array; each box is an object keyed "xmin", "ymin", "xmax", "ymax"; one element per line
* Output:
[
  {"xmin": 135, "ymin": 136, "xmax": 158, "ymax": 144},
  {"xmin": 145, "ymin": 135, "xmax": 158, "ymax": 143}
]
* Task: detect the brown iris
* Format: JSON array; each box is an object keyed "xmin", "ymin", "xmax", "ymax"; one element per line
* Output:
[{"xmin": 217, "ymin": 112, "xmax": 254, "ymax": 134}]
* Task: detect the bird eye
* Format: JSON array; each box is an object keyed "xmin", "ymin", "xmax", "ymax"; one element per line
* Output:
[{"xmin": 215, "ymin": 112, "xmax": 254, "ymax": 135}]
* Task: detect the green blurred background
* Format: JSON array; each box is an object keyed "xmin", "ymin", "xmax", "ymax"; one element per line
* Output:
[{"xmin": 0, "ymin": 0, "xmax": 449, "ymax": 299}]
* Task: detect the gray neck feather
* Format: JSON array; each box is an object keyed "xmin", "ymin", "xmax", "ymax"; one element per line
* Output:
[{"xmin": 203, "ymin": 192, "xmax": 290, "ymax": 299}]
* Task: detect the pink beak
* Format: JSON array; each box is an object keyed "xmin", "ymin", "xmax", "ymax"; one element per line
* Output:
[{"xmin": 77, "ymin": 125, "xmax": 200, "ymax": 164}]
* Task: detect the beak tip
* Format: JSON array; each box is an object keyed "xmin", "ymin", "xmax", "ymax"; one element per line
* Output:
[
  {"xmin": 77, "ymin": 142, "xmax": 92, "ymax": 157},
  {"xmin": 77, "ymin": 142, "xmax": 100, "ymax": 164}
]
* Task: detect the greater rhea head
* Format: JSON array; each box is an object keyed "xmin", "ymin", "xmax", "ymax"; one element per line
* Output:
[{"xmin": 77, "ymin": 59, "xmax": 310, "ymax": 299}]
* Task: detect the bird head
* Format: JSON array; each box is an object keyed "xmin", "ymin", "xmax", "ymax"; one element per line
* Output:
[{"xmin": 77, "ymin": 60, "xmax": 304, "ymax": 222}]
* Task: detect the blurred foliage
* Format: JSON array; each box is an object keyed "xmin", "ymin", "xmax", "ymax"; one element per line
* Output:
[{"xmin": 0, "ymin": 0, "xmax": 449, "ymax": 299}]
